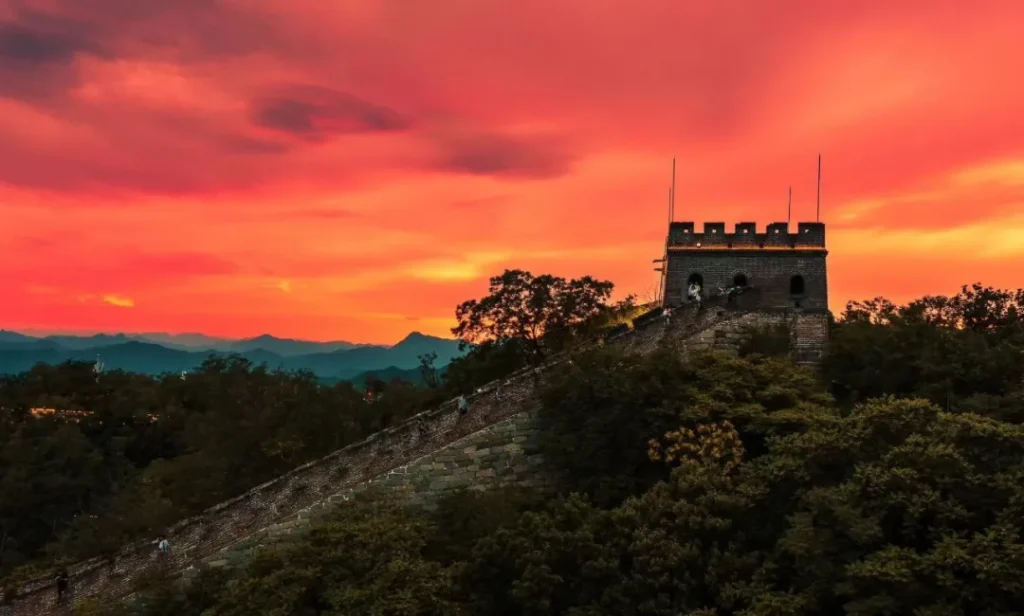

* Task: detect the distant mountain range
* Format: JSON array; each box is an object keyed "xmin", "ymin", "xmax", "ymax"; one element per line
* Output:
[{"xmin": 0, "ymin": 330, "xmax": 463, "ymax": 381}]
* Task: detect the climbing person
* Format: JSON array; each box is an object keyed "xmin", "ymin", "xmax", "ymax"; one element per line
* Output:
[
  {"xmin": 53, "ymin": 569, "xmax": 69, "ymax": 605},
  {"xmin": 456, "ymin": 394, "xmax": 469, "ymax": 416},
  {"xmin": 663, "ymin": 305, "xmax": 672, "ymax": 325},
  {"xmin": 156, "ymin": 535, "xmax": 171, "ymax": 555}
]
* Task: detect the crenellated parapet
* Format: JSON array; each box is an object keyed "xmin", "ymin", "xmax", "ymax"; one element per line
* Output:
[
  {"xmin": 667, "ymin": 221, "xmax": 826, "ymax": 250},
  {"xmin": 662, "ymin": 220, "xmax": 830, "ymax": 314}
]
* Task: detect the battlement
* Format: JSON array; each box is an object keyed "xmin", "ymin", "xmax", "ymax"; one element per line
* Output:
[{"xmin": 667, "ymin": 221, "xmax": 826, "ymax": 250}]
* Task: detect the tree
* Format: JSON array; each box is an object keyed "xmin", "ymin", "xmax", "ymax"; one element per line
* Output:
[
  {"xmin": 417, "ymin": 353, "xmax": 440, "ymax": 389},
  {"xmin": 463, "ymin": 396, "xmax": 1024, "ymax": 615},
  {"xmin": 452, "ymin": 269, "xmax": 615, "ymax": 362},
  {"xmin": 204, "ymin": 499, "xmax": 462, "ymax": 615},
  {"xmin": 826, "ymin": 283, "xmax": 1024, "ymax": 407},
  {"xmin": 536, "ymin": 346, "xmax": 833, "ymax": 506}
]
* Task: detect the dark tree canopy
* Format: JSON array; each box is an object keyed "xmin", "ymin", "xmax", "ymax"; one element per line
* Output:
[
  {"xmin": 452, "ymin": 269, "xmax": 616, "ymax": 360},
  {"xmin": 826, "ymin": 283, "xmax": 1024, "ymax": 407}
]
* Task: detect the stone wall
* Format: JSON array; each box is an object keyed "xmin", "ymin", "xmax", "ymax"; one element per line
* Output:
[
  {"xmin": 682, "ymin": 311, "xmax": 830, "ymax": 363},
  {"xmin": 664, "ymin": 251, "xmax": 829, "ymax": 312},
  {"xmin": 211, "ymin": 410, "xmax": 552, "ymax": 569},
  {"xmin": 668, "ymin": 222, "xmax": 826, "ymax": 249},
  {"xmin": 661, "ymin": 221, "xmax": 829, "ymax": 313},
  {"xmin": 3, "ymin": 302, "xmax": 727, "ymax": 616}
]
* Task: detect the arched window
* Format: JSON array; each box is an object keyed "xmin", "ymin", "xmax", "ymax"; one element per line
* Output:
[
  {"xmin": 789, "ymin": 275, "xmax": 805, "ymax": 295},
  {"xmin": 687, "ymin": 273, "xmax": 704, "ymax": 288},
  {"xmin": 732, "ymin": 273, "xmax": 748, "ymax": 287}
]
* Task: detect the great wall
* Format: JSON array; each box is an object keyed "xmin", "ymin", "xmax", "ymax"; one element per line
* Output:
[
  {"xmin": 0, "ymin": 205, "xmax": 836, "ymax": 615},
  {"xmin": 1, "ymin": 298, "xmax": 829, "ymax": 615}
]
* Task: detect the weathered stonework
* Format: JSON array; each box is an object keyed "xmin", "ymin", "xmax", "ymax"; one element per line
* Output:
[
  {"xmin": 682, "ymin": 311, "xmax": 830, "ymax": 364},
  {"xmin": 663, "ymin": 221, "xmax": 829, "ymax": 313},
  {"xmin": 3, "ymin": 302, "xmax": 734, "ymax": 615},
  {"xmin": 214, "ymin": 410, "xmax": 555, "ymax": 567},
  {"xmin": 660, "ymin": 220, "xmax": 830, "ymax": 362}
]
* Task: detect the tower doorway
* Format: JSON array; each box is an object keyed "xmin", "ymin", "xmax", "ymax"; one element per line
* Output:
[{"xmin": 790, "ymin": 275, "xmax": 806, "ymax": 295}]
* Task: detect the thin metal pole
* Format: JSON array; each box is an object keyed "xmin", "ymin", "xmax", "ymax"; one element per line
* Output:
[
  {"xmin": 671, "ymin": 157, "xmax": 677, "ymax": 221},
  {"xmin": 787, "ymin": 186, "xmax": 792, "ymax": 225},
  {"xmin": 816, "ymin": 154, "xmax": 822, "ymax": 222}
]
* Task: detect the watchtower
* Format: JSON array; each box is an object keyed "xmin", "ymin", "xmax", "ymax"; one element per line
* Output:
[
  {"xmin": 660, "ymin": 220, "xmax": 830, "ymax": 363},
  {"xmin": 662, "ymin": 221, "xmax": 828, "ymax": 311}
]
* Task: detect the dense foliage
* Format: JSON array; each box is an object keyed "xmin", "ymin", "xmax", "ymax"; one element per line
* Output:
[
  {"xmin": 452, "ymin": 269, "xmax": 629, "ymax": 362},
  {"xmin": 4, "ymin": 280, "xmax": 1024, "ymax": 615},
  {"xmin": 0, "ymin": 358, "xmax": 445, "ymax": 579},
  {"xmin": 824, "ymin": 283, "xmax": 1024, "ymax": 413}
]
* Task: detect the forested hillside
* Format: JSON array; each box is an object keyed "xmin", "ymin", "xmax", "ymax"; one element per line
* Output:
[{"xmin": 3, "ymin": 274, "xmax": 1023, "ymax": 615}]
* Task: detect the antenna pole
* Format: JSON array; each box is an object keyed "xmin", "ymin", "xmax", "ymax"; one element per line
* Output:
[
  {"xmin": 787, "ymin": 186, "xmax": 792, "ymax": 225},
  {"xmin": 670, "ymin": 157, "xmax": 677, "ymax": 221},
  {"xmin": 667, "ymin": 187, "xmax": 672, "ymax": 226},
  {"xmin": 816, "ymin": 154, "xmax": 822, "ymax": 222}
]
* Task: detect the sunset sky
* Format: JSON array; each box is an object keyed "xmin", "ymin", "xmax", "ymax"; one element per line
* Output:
[{"xmin": 2, "ymin": 0, "xmax": 1023, "ymax": 344}]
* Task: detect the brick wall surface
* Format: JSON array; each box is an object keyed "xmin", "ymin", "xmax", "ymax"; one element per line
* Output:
[
  {"xmin": 661, "ymin": 222, "xmax": 829, "ymax": 313},
  {"xmin": 664, "ymin": 252, "xmax": 828, "ymax": 312},
  {"xmin": 208, "ymin": 410, "xmax": 554, "ymax": 570},
  {"xmin": 683, "ymin": 312, "xmax": 830, "ymax": 363},
  {"xmin": 667, "ymin": 222, "xmax": 826, "ymax": 249}
]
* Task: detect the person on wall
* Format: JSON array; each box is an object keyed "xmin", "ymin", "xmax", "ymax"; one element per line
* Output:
[
  {"xmin": 53, "ymin": 569, "xmax": 69, "ymax": 605},
  {"xmin": 688, "ymin": 283, "xmax": 703, "ymax": 307}
]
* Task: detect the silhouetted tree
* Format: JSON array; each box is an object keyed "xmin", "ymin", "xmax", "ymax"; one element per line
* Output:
[{"xmin": 452, "ymin": 269, "xmax": 615, "ymax": 362}]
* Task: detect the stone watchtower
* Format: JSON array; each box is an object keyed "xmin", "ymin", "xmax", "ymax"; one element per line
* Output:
[{"xmin": 662, "ymin": 221, "xmax": 830, "ymax": 361}]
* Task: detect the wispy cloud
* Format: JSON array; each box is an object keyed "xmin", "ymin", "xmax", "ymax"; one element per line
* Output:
[{"xmin": 102, "ymin": 294, "xmax": 135, "ymax": 308}]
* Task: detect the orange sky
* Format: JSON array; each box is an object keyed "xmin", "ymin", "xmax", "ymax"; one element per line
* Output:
[{"xmin": 2, "ymin": 0, "xmax": 1023, "ymax": 344}]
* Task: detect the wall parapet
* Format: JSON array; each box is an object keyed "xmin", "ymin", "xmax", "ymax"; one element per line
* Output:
[
  {"xmin": 668, "ymin": 221, "xmax": 825, "ymax": 249},
  {"xmin": 3, "ymin": 301, "xmax": 726, "ymax": 615}
]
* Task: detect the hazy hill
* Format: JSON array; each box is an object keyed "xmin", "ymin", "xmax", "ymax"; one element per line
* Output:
[
  {"xmin": 224, "ymin": 334, "xmax": 360, "ymax": 356},
  {"xmin": 347, "ymin": 365, "xmax": 430, "ymax": 387},
  {"xmin": 43, "ymin": 333, "xmax": 138, "ymax": 350},
  {"xmin": 0, "ymin": 330, "xmax": 38, "ymax": 344},
  {"xmin": 0, "ymin": 331, "xmax": 463, "ymax": 380},
  {"xmin": 8, "ymin": 331, "xmax": 365, "ymax": 356},
  {"xmin": 131, "ymin": 332, "xmax": 243, "ymax": 350}
]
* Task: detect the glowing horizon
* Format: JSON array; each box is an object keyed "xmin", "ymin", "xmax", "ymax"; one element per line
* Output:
[{"xmin": 2, "ymin": 0, "xmax": 1022, "ymax": 345}]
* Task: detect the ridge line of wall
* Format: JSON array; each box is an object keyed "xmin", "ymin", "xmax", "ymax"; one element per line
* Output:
[{"xmin": 4, "ymin": 304, "xmax": 733, "ymax": 614}]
